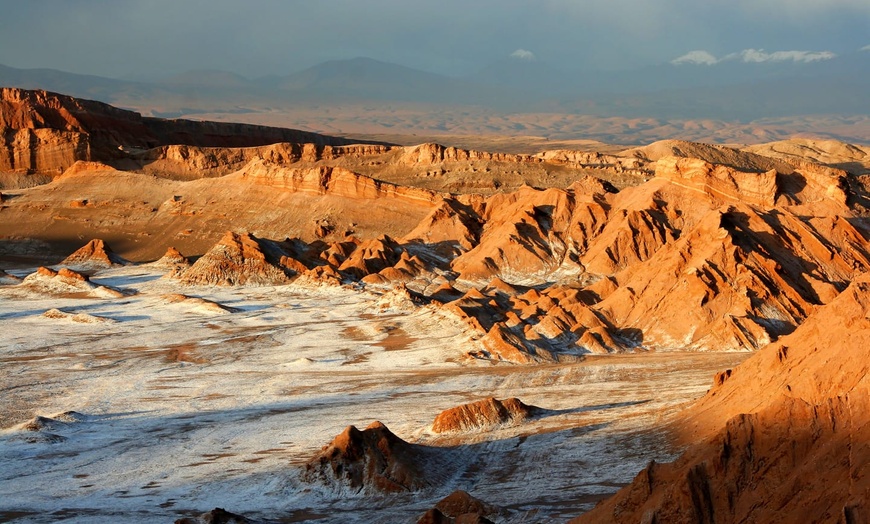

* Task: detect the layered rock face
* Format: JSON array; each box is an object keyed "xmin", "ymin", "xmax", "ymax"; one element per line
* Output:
[
  {"xmin": 0, "ymin": 87, "xmax": 371, "ymax": 178},
  {"xmin": 571, "ymin": 272, "xmax": 870, "ymax": 523}
]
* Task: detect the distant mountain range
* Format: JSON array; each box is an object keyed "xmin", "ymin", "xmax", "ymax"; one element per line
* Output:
[{"xmin": 1, "ymin": 53, "xmax": 867, "ymax": 122}]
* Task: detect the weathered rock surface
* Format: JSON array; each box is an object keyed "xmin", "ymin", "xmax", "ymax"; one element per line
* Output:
[
  {"xmin": 5, "ymin": 88, "xmax": 870, "ymax": 365},
  {"xmin": 151, "ymin": 246, "xmax": 190, "ymax": 269},
  {"xmin": 571, "ymin": 272, "xmax": 870, "ymax": 524},
  {"xmin": 431, "ymin": 398, "xmax": 538, "ymax": 433},
  {"xmin": 59, "ymin": 239, "xmax": 128, "ymax": 270},
  {"xmin": 174, "ymin": 231, "xmax": 300, "ymax": 286},
  {"xmin": 743, "ymin": 138, "xmax": 870, "ymax": 175},
  {"xmin": 302, "ymin": 421, "xmax": 447, "ymax": 494},
  {"xmin": 0, "ymin": 87, "xmax": 373, "ymax": 180},
  {"xmin": 19, "ymin": 266, "xmax": 126, "ymax": 298},
  {"xmin": 42, "ymin": 308, "xmax": 115, "ymax": 323}
]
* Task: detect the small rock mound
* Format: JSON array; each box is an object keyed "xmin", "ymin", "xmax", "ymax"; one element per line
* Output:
[
  {"xmin": 303, "ymin": 421, "xmax": 439, "ymax": 493},
  {"xmin": 417, "ymin": 490, "xmax": 498, "ymax": 524},
  {"xmin": 175, "ymin": 231, "xmax": 301, "ymax": 286},
  {"xmin": 432, "ymin": 397, "xmax": 539, "ymax": 433},
  {"xmin": 9, "ymin": 411, "xmax": 86, "ymax": 444},
  {"xmin": 174, "ymin": 508, "xmax": 252, "ymax": 524},
  {"xmin": 59, "ymin": 239, "xmax": 129, "ymax": 270},
  {"xmin": 151, "ymin": 246, "xmax": 191, "ymax": 272},
  {"xmin": 42, "ymin": 308, "xmax": 115, "ymax": 323},
  {"xmin": 20, "ymin": 267, "xmax": 126, "ymax": 298},
  {"xmin": 160, "ymin": 294, "xmax": 239, "ymax": 315}
]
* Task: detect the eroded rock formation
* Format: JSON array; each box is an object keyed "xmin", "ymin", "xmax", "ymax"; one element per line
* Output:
[
  {"xmin": 302, "ymin": 421, "xmax": 447, "ymax": 494},
  {"xmin": 431, "ymin": 398, "xmax": 538, "ymax": 433},
  {"xmin": 59, "ymin": 239, "xmax": 128, "ymax": 270},
  {"xmin": 174, "ymin": 231, "xmax": 301, "ymax": 286},
  {"xmin": 571, "ymin": 272, "xmax": 870, "ymax": 523}
]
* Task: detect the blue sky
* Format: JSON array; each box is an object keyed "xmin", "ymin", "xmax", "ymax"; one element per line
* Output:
[{"xmin": 0, "ymin": 0, "xmax": 868, "ymax": 78}]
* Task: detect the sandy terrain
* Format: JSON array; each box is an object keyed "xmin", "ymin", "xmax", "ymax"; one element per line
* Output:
[{"xmin": 0, "ymin": 265, "xmax": 747, "ymax": 523}]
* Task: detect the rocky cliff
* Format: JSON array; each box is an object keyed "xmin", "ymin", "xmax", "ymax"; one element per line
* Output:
[
  {"xmin": 571, "ymin": 272, "xmax": 870, "ymax": 523},
  {"xmin": 0, "ymin": 87, "xmax": 378, "ymax": 181}
]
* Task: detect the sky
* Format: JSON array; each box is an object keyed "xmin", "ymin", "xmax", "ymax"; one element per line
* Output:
[{"xmin": 0, "ymin": 0, "xmax": 868, "ymax": 79}]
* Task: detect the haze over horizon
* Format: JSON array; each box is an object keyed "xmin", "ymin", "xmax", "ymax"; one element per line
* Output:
[{"xmin": 1, "ymin": 0, "xmax": 868, "ymax": 80}]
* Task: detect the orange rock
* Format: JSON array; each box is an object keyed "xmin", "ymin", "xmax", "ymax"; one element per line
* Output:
[
  {"xmin": 338, "ymin": 235, "xmax": 400, "ymax": 279},
  {"xmin": 303, "ymin": 421, "xmax": 442, "ymax": 493},
  {"xmin": 571, "ymin": 272, "xmax": 870, "ymax": 523},
  {"xmin": 60, "ymin": 239, "xmax": 128, "ymax": 269},
  {"xmin": 431, "ymin": 398, "xmax": 538, "ymax": 433},
  {"xmin": 175, "ymin": 231, "xmax": 296, "ymax": 286}
]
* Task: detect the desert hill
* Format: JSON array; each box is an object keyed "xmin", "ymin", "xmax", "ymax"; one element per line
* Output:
[{"xmin": 572, "ymin": 272, "xmax": 870, "ymax": 523}]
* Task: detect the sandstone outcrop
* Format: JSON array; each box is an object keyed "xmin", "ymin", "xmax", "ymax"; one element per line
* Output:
[
  {"xmin": 151, "ymin": 246, "xmax": 191, "ymax": 272},
  {"xmin": 238, "ymin": 159, "xmax": 440, "ymax": 206},
  {"xmin": 142, "ymin": 136, "xmax": 870, "ymax": 363},
  {"xmin": 0, "ymin": 87, "xmax": 374, "ymax": 179},
  {"xmin": 5, "ymin": 88, "xmax": 870, "ymax": 364},
  {"xmin": 42, "ymin": 308, "xmax": 115, "ymax": 323},
  {"xmin": 743, "ymin": 138, "xmax": 870, "ymax": 175},
  {"xmin": 431, "ymin": 398, "xmax": 538, "ymax": 433},
  {"xmin": 303, "ymin": 421, "xmax": 446, "ymax": 494},
  {"xmin": 59, "ymin": 239, "xmax": 128, "ymax": 270},
  {"xmin": 571, "ymin": 272, "xmax": 870, "ymax": 523},
  {"xmin": 20, "ymin": 266, "xmax": 126, "ymax": 298},
  {"xmin": 623, "ymin": 139, "xmax": 791, "ymax": 173},
  {"xmin": 174, "ymin": 231, "xmax": 301, "ymax": 286}
]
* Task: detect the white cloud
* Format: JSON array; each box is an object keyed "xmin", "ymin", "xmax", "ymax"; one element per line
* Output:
[
  {"xmin": 672, "ymin": 48, "xmax": 837, "ymax": 65},
  {"xmin": 861, "ymin": 44, "xmax": 870, "ymax": 52},
  {"xmin": 671, "ymin": 50, "xmax": 718, "ymax": 65},
  {"xmin": 739, "ymin": 48, "xmax": 836, "ymax": 63},
  {"xmin": 510, "ymin": 49, "xmax": 536, "ymax": 61}
]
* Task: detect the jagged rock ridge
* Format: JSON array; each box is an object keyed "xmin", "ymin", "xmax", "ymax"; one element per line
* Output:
[{"xmin": 0, "ymin": 87, "xmax": 380, "ymax": 180}]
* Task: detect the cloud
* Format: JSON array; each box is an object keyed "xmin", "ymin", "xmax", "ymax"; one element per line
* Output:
[
  {"xmin": 510, "ymin": 49, "xmax": 536, "ymax": 61},
  {"xmin": 738, "ymin": 48, "xmax": 836, "ymax": 63},
  {"xmin": 673, "ymin": 48, "xmax": 837, "ymax": 65},
  {"xmin": 861, "ymin": 44, "xmax": 870, "ymax": 52},
  {"xmin": 671, "ymin": 50, "xmax": 719, "ymax": 65}
]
